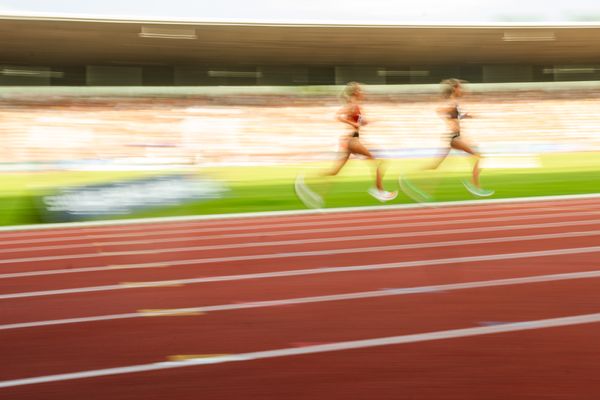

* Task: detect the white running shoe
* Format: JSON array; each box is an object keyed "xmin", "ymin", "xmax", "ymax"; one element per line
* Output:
[
  {"xmin": 398, "ymin": 176, "xmax": 433, "ymax": 203},
  {"xmin": 368, "ymin": 187, "xmax": 398, "ymax": 202},
  {"xmin": 295, "ymin": 174, "xmax": 324, "ymax": 209},
  {"xmin": 462, "ymin": 180, "xmax": 495, "ymax": 197}
]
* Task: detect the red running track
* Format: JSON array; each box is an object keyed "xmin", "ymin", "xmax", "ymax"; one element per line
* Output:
[{"xmin": 1, "ymin": 196, "xmax": 600, "ymax": 399}]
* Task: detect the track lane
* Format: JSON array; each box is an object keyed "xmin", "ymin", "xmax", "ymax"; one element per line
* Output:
[
  {"xmin": 2, "ymin": 277, "xmax": 600, "ymax": 380},
  {"xmin": 3, "ymin": 196, "xmax": 600, "ymax": 399},
  {"xmin": 2, "ymin": 228, "xmax": 600, "ymax": 295},
  {"xmin": 2, "ymin": 249, "xmax": 600, "ymax": 325},
  {"xmin": 2, "ymin": 197, "xmax": 600, "ymax": 249},
  {"xmin": 5, "ymin": 322, "xmax": 592, "ymax": 400}
]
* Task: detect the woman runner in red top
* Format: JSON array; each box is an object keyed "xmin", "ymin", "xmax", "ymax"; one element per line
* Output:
[{"xmin": 295, "ymin": 82, "xmax": 397, "ymax": 208}]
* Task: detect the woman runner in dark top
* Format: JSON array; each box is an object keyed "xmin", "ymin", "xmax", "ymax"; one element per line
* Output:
[{"xmin": 400, "ymin": 78, "xmax": 494, "ymax": 201}]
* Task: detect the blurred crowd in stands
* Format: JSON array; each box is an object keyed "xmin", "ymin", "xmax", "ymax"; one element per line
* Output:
[{"xmin": 0, "ymin": 89, "xmax": 598, "ymax": 169}]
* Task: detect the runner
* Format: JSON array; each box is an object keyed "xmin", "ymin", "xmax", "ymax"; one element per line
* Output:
[
  {"xmin": 400, "ymin": 78, "xmax": 494, "ymax": 202},
  {"xmin": 296, "ymin": 82, "xmax": 397, "ymax": 208}
]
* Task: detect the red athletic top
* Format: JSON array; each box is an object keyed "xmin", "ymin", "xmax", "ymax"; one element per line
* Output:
[{"xmin": 348, "ymin": 105, "xmax": 362, "ymax": 124}]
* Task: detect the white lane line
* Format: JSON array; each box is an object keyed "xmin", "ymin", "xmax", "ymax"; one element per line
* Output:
[
  {"xmin": 0, "ymin": 195, "xmax": 595, "ymax": 243},
  {"xmin": 3, "ymin": 213, "xmax": 600, "ymax": 255},
  {"xmin": 2, "ymin": 192, "xmax": 600, "ymax": 234},
  {"xmin": 0, "ymin": 313, "xmax": 141, "ymax": 331},
  {"xmin": 0, "ymin": 201, "xmax": 449, "ymax": 238},
  {"xmin": 2, "ymin": 311, "xmax": 600, "ymax": 388},
  {"xmin": 1, "ymin": 202, "xmax": 594, "ymax": 247},
  {"xmin": 3, "ymin": 210, "xmax": 600, "ymax": 266},
  {"xmin": 2, "ymin": 229, "xmax": 600, "ymax": 279},
  {"xmin": 3, "ymin": 270, "xmax": 600, "ymax": 331},
  {"xmin": 2, "ymin": 245, "xmax": 600, "ymax": 300},
  {"xmin": 0, "ymin": 207, "xmax": 531, "ymax": 247}
]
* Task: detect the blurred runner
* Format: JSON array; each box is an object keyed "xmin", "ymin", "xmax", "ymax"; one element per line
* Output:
[
  {"xmin": 296, "ymin": 82, "xmax": 397, "ymax": 208},
  {"xmin": 400, "ymin": 78, "xmax": 494, "ymax": 202}
]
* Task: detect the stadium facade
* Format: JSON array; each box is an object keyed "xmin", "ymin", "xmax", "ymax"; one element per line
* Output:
[{"xmin": 2, "ymin": 14, "xmax": 600, "ymax": 86}]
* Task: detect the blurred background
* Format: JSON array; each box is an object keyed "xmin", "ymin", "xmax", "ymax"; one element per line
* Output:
[{"xmin": 1, "ymin": 2, "xmax": 600, "ymax": 225}]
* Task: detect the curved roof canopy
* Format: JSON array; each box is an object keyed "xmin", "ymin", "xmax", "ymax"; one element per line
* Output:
[{"xmin": 1, "ymin": 15, "xmax": 600, "ymax": 66}]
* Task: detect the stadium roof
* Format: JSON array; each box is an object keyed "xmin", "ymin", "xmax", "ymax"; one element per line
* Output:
[{"xmin": 1, "ymin": 14, "xmax": 600, "ymax": 66}]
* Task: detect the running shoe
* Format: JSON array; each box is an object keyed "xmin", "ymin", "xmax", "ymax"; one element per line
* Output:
[
  {"xmin": 294, "ymin": 174, "xmax": 324, "ymax": 209},
  {"xmin": 398, "ymin": 176, "xmax": 433, "ymax": 203},
  {"xmin": 368, "ymin": 187, "xmax": 398, "ymax": 202},
  {"xmin": 462, "ymin": 180, "xmax": 495, "ymax": 197}
]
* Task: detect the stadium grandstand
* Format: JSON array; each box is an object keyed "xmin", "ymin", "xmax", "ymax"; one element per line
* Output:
[
  {"xmin": 1, "ymin": 14, "xmax": 600, "ymax": 169},
  {"xmin": 2, "ymin": 14, "xmax": 600, "ymax": 86}
]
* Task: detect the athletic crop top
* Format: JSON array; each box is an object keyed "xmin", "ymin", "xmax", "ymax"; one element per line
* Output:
[
  {"xmin": 348, "ymin": 105, "xmax": 362, "ymax": 125},
  {"xmin": 447, "ymin": 103, "xmax": 463, "ymax": 119}
]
